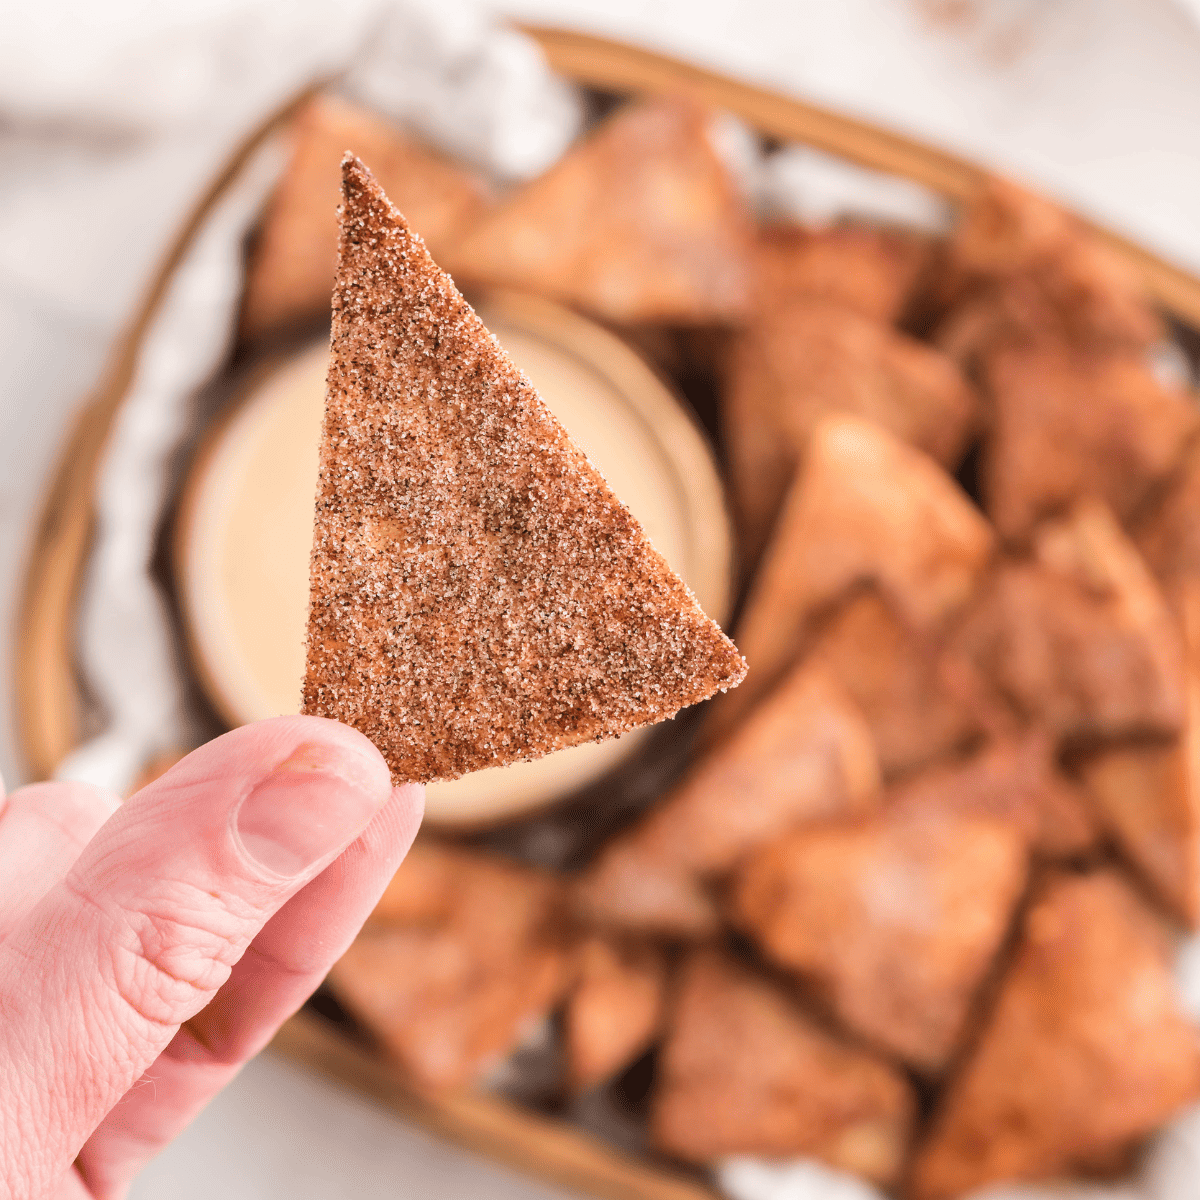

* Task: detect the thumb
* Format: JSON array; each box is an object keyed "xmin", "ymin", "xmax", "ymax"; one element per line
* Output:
[{"xmin": 0, "ymin": 716, "xmax": 392, "ymax": 1199}]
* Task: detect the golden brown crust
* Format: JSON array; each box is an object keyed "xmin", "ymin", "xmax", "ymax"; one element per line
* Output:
[{"xmin": 302, "ymin": 156, "xmax": 745, "ymax": 783}]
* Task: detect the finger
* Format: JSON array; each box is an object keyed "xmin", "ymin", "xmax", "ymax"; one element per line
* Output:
[
  {"xmin": 0, "ymin": 715, "xmax": 393, "ymax": 1200},
  {"xmin": 75, "ymin": 782, "xmax": 423, "ymax": 1197},
  {"xmin": 51, "ymin": 1167, "xmax": 91, "ymax": 1200},
  {"xmin": 189, "ymin": 781, "xmax": 422, "ymax": 1057},
  {"xmin": 0, "ymin": 781, "xmax": 121, "ymax": 939}
]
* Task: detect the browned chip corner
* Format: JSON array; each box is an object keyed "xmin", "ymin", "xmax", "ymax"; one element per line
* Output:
[
  {"xmin": 301, "ymin": 155, "xmax": 745, "ymax": 784},
  {"xmin": 240, "ymin": 96, "xmax": 490, "ymax": 341}
]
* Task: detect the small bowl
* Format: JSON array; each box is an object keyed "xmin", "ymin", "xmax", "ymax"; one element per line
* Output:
[{"xmin": 174, "ymin": 291, "xmax": 735, "ymax": 827}]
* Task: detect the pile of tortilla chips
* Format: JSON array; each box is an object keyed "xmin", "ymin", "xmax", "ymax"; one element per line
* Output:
[{"xmin": 247, "ymin": 94, "xmax": 1200, "ymax": 1198}]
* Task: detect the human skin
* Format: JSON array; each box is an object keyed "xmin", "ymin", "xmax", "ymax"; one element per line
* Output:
[{"xmin": 0, "ymin": 715, "xmax": 424, "ymax": 1200}]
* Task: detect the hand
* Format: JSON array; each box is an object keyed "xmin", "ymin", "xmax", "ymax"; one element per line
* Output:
[{"xmin": 0, "ymin": 716, "xmax": 423, "ymax": 1200}]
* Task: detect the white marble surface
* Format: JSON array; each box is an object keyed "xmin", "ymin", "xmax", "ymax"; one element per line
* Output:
[
  {"xmin": 128, "ymin": 1051, "xmax": 578, "ymax": 1200},
  {"xmin": 6, "ymin": 2, "xmax": 1200, "ymax": 1197}
]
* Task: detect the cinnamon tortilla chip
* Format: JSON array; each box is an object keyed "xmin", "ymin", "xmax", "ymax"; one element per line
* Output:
[
  {"xmin": 911, "ymin": 871, "xmax": 1200, "ymax": 1198},
  {"xmin": 329, "ymin": 841, "xmax": 575, "ymax": 1091},
  {"xmin": 241, "ymin": 95, "xmax": 489, "ymax": 340},
  {"xmin": 732, "ymin": 802, "xmax": 1028, "ymax": 1073},
  {"xmin": 1079, "ymin": 581, "xmax": 1200, "ymax": 926},
  {"xmin": 1083, "ymin": 741, "xmax": 1200, "ymax": 928},
  {"xmin": 807, "ymin": 588, "xmax": 985, "ymax": 780},
  {"xmin": 651, "ymin": 949, "xmax": 915, "ymax": 1186},
  {"xmin": 564, "ymin": 936, "xmax": 667, "ymax": 1093},
  {"xmin": 753, "ymin": 222, "xmax": 934, "ymax": 324},
  {"xmin": 574, "ymin": 656, "xmax": 879, "ymax": 938},
  {"xmin": 934, "ymin": 176, "xmax": 1163, "ymax": 362},
  {"xmin": 891, "ymin": 735, "xmax": 1100, "ymax": 861},
  {"xmin": 707, "ymin": 414, "xmax": 993, "ymax": 743},
  {"xmin": 955, "ymin": 498, "xmax": 1185, "ymax": 742},
  {"xmin": 724, "ymin": 299, "xmax": 978, "ymax": 561},
  {"xmin": 445, "ymin": 96, "xmax": 752, "ymax": 324},
  {"xmin": 979, "ymin": 339, "xmax": 1196, "ymax": 541},
  {"xmin": 302, "ymin": 156, "xmax": 745, "ymax": 783},
  {"xmin": 1136, "ymin": 438, "xmax": 1200, "ymax": 605}
]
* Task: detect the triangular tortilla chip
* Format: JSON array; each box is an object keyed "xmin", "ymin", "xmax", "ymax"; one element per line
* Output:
[
  {"xmin": 1082, "ymin": 741, "xmax": 1200, "ymax": 927},
  {"xmin": 753, "ymin": 222, "xmax": 934, "ymax": 325},
  {"xmin": 934, "ymin": 176, "xmax": 1163, "ymax": 363},
  {"xmin": 891, "ymin": 735, "xmax": 1099, "ymax": 861},
  {"xmin": 1080, "ymin": 581, "xmax": 1200, "ymax": 926},
  {"xmin": 955, "ymin": 498, "xmax": 1185, "ymax": 742},
  {"xmin": 911, "ymin": 871, "xmax": 1200, "ymax": 1199},
  {"xmin": 807, "ymin": 588, "xmax": 985, "ymax": 780},
  {"xmin": 241, "ymin": 95, "xmax": 490, "ymax": 339},
  {"xmin": 445, "ymin": 96, "xmax": 752, "ymax": 324},
  {"xmin": 1137, "ymin": 437, "xmax": 1200, "ymax": 606},
  {"xmin": 652, "ymin": 949, "xmax": 915, "ymax": 1186},
  {"xmin": 329, "ymin": 842, "xmax": 573, "ymax": 1090},
  {"xmin": 724, "ymin": 297, "xmax": 977, "ymax": 562},
  {"xmin": 302, "ymin": 156, "xmax": 745, "ymax": 783},
  {"xmin": 564, "ymin": 935, "xmax": 666, "ymax": 1093},
  {"xmin": 706, "ymin": 414, "xmax": 993, "ymax": 743},
  {"xmin": 574, "ymin": 656, "xmax": 879, "ymax": 938},
  {"xmin": 733, "ymin": 801, "xmax": 1028, "ymax": 1073},
  {"xmin": 979, "ymin": 339, "xmax": 1196, "ymax": 541}
]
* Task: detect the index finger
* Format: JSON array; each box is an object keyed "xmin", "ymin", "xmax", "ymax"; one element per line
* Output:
[{"xmin": 0, "ymin": 781, "xmax": 121, "ymax": 940}]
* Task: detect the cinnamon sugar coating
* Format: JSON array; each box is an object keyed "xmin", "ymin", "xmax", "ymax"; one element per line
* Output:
[
  {"xmin": 445, "ymin": 96, "xmax": 753, "ymax": 325},
  {"xmin": 302, "ymin": 156, "xmax": 745, "ymax": 782}
]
